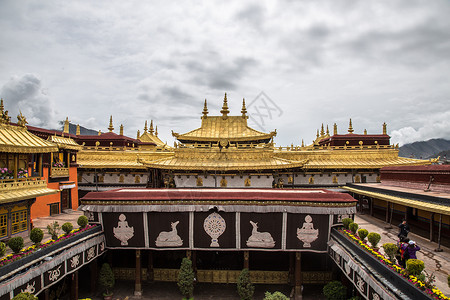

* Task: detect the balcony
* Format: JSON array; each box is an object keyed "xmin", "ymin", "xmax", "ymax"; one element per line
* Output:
[
  {"xmin": 50, "ymin": 167, "xmax": 70, "ymax": 178},
  {"xmin": 0, "ymin": 177, "xmax": 58, "ymax": 204}
]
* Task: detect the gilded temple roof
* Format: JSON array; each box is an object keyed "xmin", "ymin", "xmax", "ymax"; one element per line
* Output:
[
  {"xmin": 172, "ymin": 95, "xmax": 276, "ymax": 143},
  {"xmin": 141, "ymin": 147, "xmax": 306, "ymax": 171},
  {"xmin": 138, "ymin": 120, "xmax": 166, "ymax": 146},
  {"xmin": 0, "ymin": 179, "xmax": 59, "ymax": 204},
  {"xmin": 47, "ymin": 135, "xmax": 83, "ymax": 151}
]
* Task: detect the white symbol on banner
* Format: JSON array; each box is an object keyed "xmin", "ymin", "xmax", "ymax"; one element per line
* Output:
[
  {"xmin": 21, "ymin": 281, "xmax": 35, "ymax": 293},
  {"xmin": 71, "ymin": 254, "xmax": 80, "ymax": 268},
  {"xmin": 86, "ymin": 211, "xmax": 94, "ymax": 221},
  {"xmin": 100, "ymin": 242, "xmax": 105, "ymax": 252},
  {"xmin": 373, "ymin": 293, "xmax": 380, "ymax": 300},
  {"xmin": 357, "ymin": 275, "xmax": 365, "ymax": 292},
  {"xmin": 203, "ymin": 212, "xmax": 226, "ymax": 247},
  {"xmin": 156, "ymin": 221, "xmax": 183, "ymax": 247},
  {"xmin": 48, "ymin": 265, "xmax": 62, "ymax": 282},
  {"xmin": 246, "ymin": 221, "xmax": 275, "ymax": 248},
  {"xmin": 337, "ymin": 214, "xmax": 350, "ymax": 223},
  {"xmin": 113, "ymin": 214, "xmax": 134, "ymax": 245},
  {"xmin": 86, "ymin": 246, "xmax": 95, "ymax": 261},
  {"xmin": 344, "ymin": 261, "xmax": 351, "ymax": 275},
  {"xmin": 297, "ymin": 215, "xmax": 319, "ymax": 247}
]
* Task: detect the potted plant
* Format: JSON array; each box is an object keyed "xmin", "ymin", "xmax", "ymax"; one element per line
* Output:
[
  {"xmin": 11, "ymin": 292, "xmax": 38, "ymax": 300},
  {"xmin": 77, "ymin": 215, "xmax": 89, "ymax": 229},
  {"xmin": 99, "ymin": 263, "xmax": 115, "ymax": 300},
  {"xmin": 61, "ymin": 222, "xmax": 73, "ymax": 235},
  {"xmin": 47, "ymin": 221, "xmax": 60, "ymax": 240},
  {"xmin": 348, "ymin": 222, "xmax": 358, "ymax": 235},
  {"xmin": 8, "ymin": 237, "xmax": 24, "ymax": 254},
  {"xmin": 357, "ymin": 228, "xmax": 368, "ymax": 242},
  {"xmin": 264, "ymin": 291, "xmax": 288, "ymax": 300},
  {"xmin": 367, "ymin": 232, "xmax": 381, "ymax": 251},
  {"xmin": 30, "ymin": 228, "xmax": 44, "ymax": 245},
  {"xmin": 323, "ymin": 280, "xmax": 347, "ymax": 300}
]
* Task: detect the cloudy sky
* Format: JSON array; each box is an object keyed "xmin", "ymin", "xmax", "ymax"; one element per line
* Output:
[{"xmin": 1, "ymin": 0, "xmax": 449, "ymax": 146}]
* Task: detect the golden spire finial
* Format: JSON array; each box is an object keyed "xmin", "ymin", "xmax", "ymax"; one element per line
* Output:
[
  {"xmin": 333, "ymin": 123, "xmax": 338, "ymax": 135},
  {"xmin": 63, "ymin": 117, "xmax": 70, "ymax": 134},
  {"xmin": 202, "ymin": 99, "xmax": 208, "ymax": 118},
  {"xmin": 382, "ymin": 122, "xmax": 387, "ymax": 135},
  {"xmin": 220, "ymin": 93, "xmax": 230, "ymax": 119},
  {"xmin": 0, "ymin": 99, "xmax": 3, "ymax": 113},
  {"xmin": 348, "ymin": 118, "xmax": 354, "ymax": 134},
  {"xmin": 150, "ymin": 120, "xmax": 154, "ymax": 134},
  {"xmin": 320, "ymin": 123, "xmax": 325, "ymax": 136},
  {"xmin": 137, "ymin": 130, "xmax": 140, "ymax": 139},
  {"xmin": 144, "ymin": 120, "xmax": 148, "ymax": 133},
  {"xmin": 241, "ymin": 98, "xmax": 247, "ymax": 117},
  {"xmin": 108, "ymin": 115, "xmax": 114, "ymax": 132},
  {"xmin": 364, "ymin": 129, "xmax": 367, "ymax": 135},
  {"xmin": 98, "ymin": 130, "xmax": 102, "ymax": 136},
  {"xmin": 316, "ymin": 129, "xmax": 319, "ymax": 138},
  {"xmin": 155, "ymin": 126, "xmax": 158, "ymax": 137},
  {"xmin": 76, "ymin": 124, "xmax": 81, "ymax": 135},
  {"xmin": 326, "ymin": 125, "xmax": 329, "ymax": 136},
  {"xmin": 301, "ymin": 139, "xmax": 304, "ymax": 147},
  {"xmin": 120, "ymin": 124, "xmax": 124, "ymax": 135}
]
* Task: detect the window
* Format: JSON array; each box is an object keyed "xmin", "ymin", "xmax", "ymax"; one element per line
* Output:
[
  {"xmin": 0, "ymin": 214, "xmax": 7, "ymax": 238},
  {"xmin": 11, "ymin": 210, "xmax": 27, "ymax": 234}
]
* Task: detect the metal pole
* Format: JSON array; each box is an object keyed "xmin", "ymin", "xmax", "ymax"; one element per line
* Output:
[{"xmin": 435, "ymin": 214, "xmax": 443, "ymax": 252}]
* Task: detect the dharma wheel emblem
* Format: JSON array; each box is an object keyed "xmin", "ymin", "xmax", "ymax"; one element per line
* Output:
[{"xmin": 203, "ymin": 212, "xmax": 226, "ymax": 247}]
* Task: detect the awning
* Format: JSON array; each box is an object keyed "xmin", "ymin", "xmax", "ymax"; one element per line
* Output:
[
  {"xmin": 47, "ymin": 135, "xmax": 82, "ymax": 151},
  {"xmin": 343, "ymin": 186, "xmax": 450, "ymax": 215},
  {"xmin": 60, "ymin": 181, "xmax": 76, "ymax": 189}
]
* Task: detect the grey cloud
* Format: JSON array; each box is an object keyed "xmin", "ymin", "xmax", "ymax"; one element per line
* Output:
[
  {"xmin": 0, "ymin": 74, "xmax": 58, "ymax": 128},
  {"xmin": 234, "ymin": 3, "xmax": 267, "ymax": 31}
]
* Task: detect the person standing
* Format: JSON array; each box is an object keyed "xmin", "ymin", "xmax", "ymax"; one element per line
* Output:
[
  {"xmin": 398, "ymin": 220, "xmax": 410, "ymax": 239},
  {"xmin": 402, "ymin": 240, "xmax": 420, "ymax": 260}
]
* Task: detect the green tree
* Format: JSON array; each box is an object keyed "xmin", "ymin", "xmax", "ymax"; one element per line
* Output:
[
  {"xmin": 323, "ymin": 281, "xmax": 347, "ymax": 300},
  {"xmin": 264, "ymin": 291, "xmax": 288, "ymax": 300},
  {"xmin": 99, "ymin": 263, "xmax": 115, "ymax": 296},
  {"xmin": 30, "ymin": 228, "xmax": 44, "ymax": 245},
  {"xmin": 237, "ymin": 268, "xmax": 254, "ymax": 300},
  {"xmin": 177, "ymin": 257, "xmax": 194, "ymax": 300}
]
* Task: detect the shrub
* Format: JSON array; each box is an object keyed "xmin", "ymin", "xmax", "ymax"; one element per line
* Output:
[
  {"xmin": 406, "ymin": 259, "xmax": 425, "ymax": 276},
  {"xmin": 237, "ymin": 268, "xmax": 254, "ymax": 300},
  {"xmin": 62, "ymin": 222, "xmax": 73, "ymax": 235},
  {"xmin": 77, "ymin": 215, "xmax": 88, "ymax": 229},
  {"xmin": 8, "ymin": 236, "xmax": 24, "ymax": 253},
  {"xmin": 0, "ymin": 242, "xmax": 6, "ymax": 257},
  {"xmin": 264, "ymin": 291, "xmax": 289, "ymax": 300},
  {"xmin": 178, "ymin": 257, "xmax": 194, "ymax": 300},
  {"xmin": 357, "ymin": 228, "xmax": 368, "ymax": 241},
  {"xmin": 30, "ymin": 228, "xmax": 44, "ymax": 245},
  {"xmin": 348, "ymin": 222, "xmax": 359, "ymax": 234},
  {"xmin": 12, "ymin": 292, "xmax": 38, "ymax": 300},
  {"xmin": 99, "ymin": 263, "xmax": 115, "ymax": 296},
  {"xmin": 382, "ymin": 243, "xmax": 398, "ymax": 262},
  {"xmin": 47, "ymin": 221, "xmax": 60, "ymax": 240},
  {"xmin": 342, "ymin": 218, "xmax": 353, "ymax": 229},
  {"xmin": 367, "ymin": 232, "xmax": 381, "ymax": 248},
  {"xmin": 323, "ymin": 281, "xmax": 347, "ymax": 300}
]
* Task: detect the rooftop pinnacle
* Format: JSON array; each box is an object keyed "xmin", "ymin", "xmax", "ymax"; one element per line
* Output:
[
  {"xmin": 108, "ymin": 115, "xmax": 114, "ymax": 132},
  {"xmin": 202, "ymin": 99, "xmax": 208, "ymax": 118},
  {"xmin": 348, "ymin": 118, "xmax": 354, "ymax": 134},
  {"xmin": 220, "ymin": 93, "xmax": 230, "ymax": 119},
  {"xmin": 241, "ymin": 98, "xmax": 247, "ymax": 117}
]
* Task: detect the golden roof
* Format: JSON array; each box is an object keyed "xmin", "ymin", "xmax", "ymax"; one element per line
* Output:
[
  {"xmin": 139, "ymin": 132, "xmax": 165, "ymax": 146},
  {"xmin": 0, "ymin": 123, "xmax": 58, "ymax": 153},
  {"xmin": 47, "ymin": 135, "xmax": 83, "ymax": 151},
  {"xmin": 0, "ymin": 179, "xmax": 59, "ymax": 204},
  {"xmin": 172, "ymin": 95, "xmax": 276, "ymax": 143},
  {"xmin": 141, "ymin": 147, "xmax": 306, "ymax": 171},
  {"xmin": 77, "ymin": 150, "xmax": 173, "ymax": 169}
]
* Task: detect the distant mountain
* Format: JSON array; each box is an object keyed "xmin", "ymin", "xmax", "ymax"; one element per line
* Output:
[
  {"xmin": 57, "ymin": 121, "xmax": 98, "ymax": 135},
  {"xmin": 399, "ymin": 138, "xmax": 450, "ymax": 159}
]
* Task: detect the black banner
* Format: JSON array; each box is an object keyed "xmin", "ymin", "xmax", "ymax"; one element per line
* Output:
[
  {"xmin": 194, "ymin": 212, "xmax": 236, "ymax": 249},
  {"xmin": 240, "ymin": 213, "xmax": 282, "ymax": 249},
  {"xmin": 103, "ymin": 212, "xmax": 145, "ymax": 247},
  {"xmin": 148, "ymin": 212, "xmax": 189, "ymax": 248},
  {"xmin": 286, "ymin": 214, "xmax": 329, "ymax": 250}
]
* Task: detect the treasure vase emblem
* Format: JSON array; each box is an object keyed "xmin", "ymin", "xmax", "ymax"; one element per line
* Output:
[
  {"xmin": 113, "ymin": 214, "xmax": 135, "ymax": 246},
  {"xmin": 203, "ymin": 212, "xmax": 226, "ymax": 247},
  {"xmin": 297, "ymin": 215, "xmax": 319, "ymax": 248}
]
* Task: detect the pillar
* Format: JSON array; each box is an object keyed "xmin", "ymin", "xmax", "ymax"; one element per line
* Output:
[
  {"xmin": 385, "ymin": 201, "xmax": 390, "ymax": 223},
  {"xmin": 289, "ymin": 252, "xmax": 295, "ymax": 285},
  {"xmin": 90, "ymin": 259, "xmax": 98, "ymax": 294},
  {"xmin": 430, "ymin": 212, "xmax": 435, "ymax": 242},
  {"xmin": 39, "ymin": 154, "xmax": 43, "ymax": 177},
  {"xmin": 244, "ymin": 251, "xmax": 249, "ymax": 269},
  {"xmin": 294, "ymin": 252, "xmax": 302, "ymax": 300},
  {"xmin": 44, "ymin": 288, "xmax": 50, "ymax": 300},
  {"xmin": 147, "ymin": 250, "xmax": 154, "ymax": 282},
  {"xmin": 135, "ymin": 249, "xmax": 142, "ymax": 296},
  {"xmin": 192, "ymin": 250, "xmax": 197, "ymax": 274},
  {"xmin": 70, "ymin": 270, "xmax": 78, "ymax": 300}
]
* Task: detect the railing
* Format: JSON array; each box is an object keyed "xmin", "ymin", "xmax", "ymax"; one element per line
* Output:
[
  {"xmin": 0, "ymin": 177, "xmax": 47, "ymax": 191},
  {"xmin": 50, "ymin": 167, "xmax": 70, "ymax": 178},
  {"xmin": 0, "ymin": 226, "xmax": 104, "ymax": 298},
  {"xmin": 330, "ymin": 228, "xmax": 433, "ymax": 300}
]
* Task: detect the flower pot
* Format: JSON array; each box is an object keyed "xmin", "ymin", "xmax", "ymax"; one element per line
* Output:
[{"xmin": 103, "ymin": 294, "xmax": 113, "ymax": 300}]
